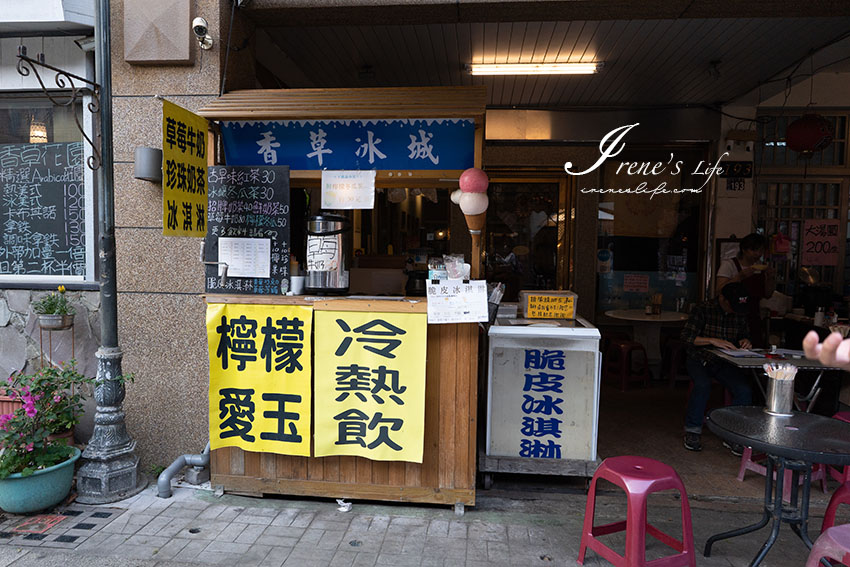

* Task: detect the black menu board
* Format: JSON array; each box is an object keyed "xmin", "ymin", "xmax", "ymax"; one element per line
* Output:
[
  {"xmin": 0, "ymin": 142, "xmax": 86, "ymax": 278},
  {"xmin": 204, "ymin": 165, "xmax": 290, "ymax": 295}
]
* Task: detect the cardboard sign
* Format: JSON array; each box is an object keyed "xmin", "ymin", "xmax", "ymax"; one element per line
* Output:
[
  {"xmin": 321, "ymin": 170, "xmax": 376, "ymax": 209},
  {"xmin": 162, "ymin": 100, "xmax": 208, "ymax": 237},
  {"xmin": 426, "ymin": 279, "xmax": 488, "ymax": 324},
  {"xmin": 524, "ymin": 294, "xmax": 575, "ymax": 319},
  {"xmin": 802, "ymin": 219, "xmax": 839, "ymax": 266},
  {"xmin": 207, "ymin": 303, "xmax": 312, "ymax": 456},
  {"xmin": 313, "ymin": 311, "xmax": 427, "ymax": 462}
]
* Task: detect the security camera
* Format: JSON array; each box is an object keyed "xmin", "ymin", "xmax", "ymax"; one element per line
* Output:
[
  {"xmin": 192, "ymin": 17, "xmax": 213, "ymax": 50},
  {"xmin": 192, "ymin": 17, "xmax": 208, "ymax": 38}
]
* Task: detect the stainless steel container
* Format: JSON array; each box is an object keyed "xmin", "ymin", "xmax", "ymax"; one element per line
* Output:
[
  {"xmin": 764, "ymin": 377, "xmax": 794, "ymax": 417},
  {"xmin": 306, "ymin": 213, "xmax": 350, "ymax": 295}
]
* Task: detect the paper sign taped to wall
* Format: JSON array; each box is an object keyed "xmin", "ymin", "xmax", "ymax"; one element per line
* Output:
[{"xmin": 321, "ymin": 170, "xmax": 376, "ymax": 209}]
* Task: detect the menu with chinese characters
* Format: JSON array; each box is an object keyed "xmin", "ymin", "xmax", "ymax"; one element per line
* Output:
[
  {"xmin": 313, "ymin": 311, "xmax": 427, "ymax": 462},
  {"xmin": 161, "ymin": 100, "xmax": 208, "ymax": 237},
  {"xmin": 0, "ymin": 142, "xmax": 86, "ymax": 279},
  {"xmin": 321, "ymin": 170, "xmax": 376, "ymax": 209},
  {"xmin": 488, "ymin": 346, "xmax": 596, "ymax": 460},
  {"xmin": 204, "ymin": 165, "xmax": 290, "ymax": 295},
  {"xmin": 426, "ymin": 279, "xmax": 489, "ymax": 324},
  {"xmin": 207, "ymin": 303, "xmax": 313, "ymax": 456},
  {"xmin": 220, "ymin": 119, "xmax": 475, "ymax": 170}
]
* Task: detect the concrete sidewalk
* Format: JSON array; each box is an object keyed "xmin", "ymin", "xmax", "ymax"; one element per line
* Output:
[{"xmin": 0, "ymin": 482, "xmax": 822, "ymax": 566}]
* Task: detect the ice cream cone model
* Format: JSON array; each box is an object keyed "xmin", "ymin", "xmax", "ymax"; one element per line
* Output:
[{"xmin": 465, "ymin": 212, "xmax": 486, "ymax": 246}]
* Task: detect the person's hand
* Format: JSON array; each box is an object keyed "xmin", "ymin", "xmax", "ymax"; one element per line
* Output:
[
  {"xmin": 739, "ymin": 266, "xmax": 756, "ymax": 280},
  {"xmin": 803, "ymin": 330, "xmax": 850, "ymax": 369},
  {"xmin": 739, "ymin": 338, "xmax": 752, "ymax": 349},
  {"xmin": 711, "ymin": 338, "xmax": 736, "ymax": 349}
]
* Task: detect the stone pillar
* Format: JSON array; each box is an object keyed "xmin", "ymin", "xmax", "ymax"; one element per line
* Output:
[{"xmin": 76, "ymin": 347, "xmax": 146, "ymax": 504}]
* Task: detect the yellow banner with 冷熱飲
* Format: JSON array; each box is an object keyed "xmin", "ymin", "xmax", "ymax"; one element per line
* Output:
[
  {"xmin": 207, "ymin": 303, "xmax": 312, "ymax": 456},
  {"xmin": 313, "ymin": 310, "xmax": 427, "ymax": 462}
]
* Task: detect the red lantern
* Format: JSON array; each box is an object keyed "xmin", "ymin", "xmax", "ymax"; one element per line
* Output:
[{"xmin": 786, "ymin": 114, "xmax": 834, "ymax": 158}]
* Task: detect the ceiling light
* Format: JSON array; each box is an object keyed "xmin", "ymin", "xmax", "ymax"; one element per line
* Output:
[{"xmin": 467, "ymin": 62, "xmax": 601, "ymax": 76}]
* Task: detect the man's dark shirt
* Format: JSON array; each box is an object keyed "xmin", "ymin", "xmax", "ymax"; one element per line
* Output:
[{"xmin": 681, "ymin": 299, "xmax": 749, "ymax": 364}]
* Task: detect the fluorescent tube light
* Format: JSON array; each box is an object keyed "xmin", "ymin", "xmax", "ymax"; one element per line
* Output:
[{"xmin": 468, "ymin": 62, "xmax": 601, "ymax": 75}]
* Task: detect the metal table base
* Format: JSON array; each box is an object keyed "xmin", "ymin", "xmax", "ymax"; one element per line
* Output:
[{"xmin": 704, "ymin": 455, "xmax": 814, "ymax": 567}]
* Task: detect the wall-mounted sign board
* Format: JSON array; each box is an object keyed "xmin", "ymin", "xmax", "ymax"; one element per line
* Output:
[
  {"xmin": 0, "ymin": 142, "xmax": 86, "ymax": 280},
  {"xmin": 204, "ymin": 165, "xmax": 291, "ymax": 295},
  {"xmin": 220, "ymin": 119, "xmax": 475, "ymax": 171}
]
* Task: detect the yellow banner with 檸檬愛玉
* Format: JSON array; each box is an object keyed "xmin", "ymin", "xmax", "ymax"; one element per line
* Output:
[
  {"xmin": 313, "ymin": 310, "xmax": 427, "ymax": 462},
  {"xmin": 207, "ymin": 303, "xmax": 312, "ymax": 456}
]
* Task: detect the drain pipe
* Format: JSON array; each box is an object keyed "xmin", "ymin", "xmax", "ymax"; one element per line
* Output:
[{"xmin": 157, "ymin": 442, "xmax": 211, "ymax": 498}]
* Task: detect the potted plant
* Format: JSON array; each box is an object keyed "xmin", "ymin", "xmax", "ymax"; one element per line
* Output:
[
  {"xmin": 32, "ymin": 285, "xmax": 75, "ymax": 330},
  {"xmin": 0, "ymin": 362, "xmax": 94, "ymax": 513}
]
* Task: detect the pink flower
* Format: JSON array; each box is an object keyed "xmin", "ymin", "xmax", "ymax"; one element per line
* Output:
[
  {"xmin": 24, "ymin": 404, "xmax": 37, "ymax": 418},
  {"xmin": 24, "ymin": 443, "xmax": 33, "ymax": 452},
  {"xmin": 53, "ymin": 395, "xmax": 62, "ymax": 403}
]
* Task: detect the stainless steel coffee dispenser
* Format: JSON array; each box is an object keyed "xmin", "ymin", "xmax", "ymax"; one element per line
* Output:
[{"xmin": 305, "ymin": 214, "xmax": 350, "ymax": 295}]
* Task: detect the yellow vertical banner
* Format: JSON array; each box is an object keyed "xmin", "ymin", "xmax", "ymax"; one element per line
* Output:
[
  {"xmin": 314, "ymin": 311, "xmax": 427, "ymax": 462},
  {"xmin": 207, "ymin": 303, "xmax": 312, "ymax": 456},
  {"xmin": 162, "ymin": 100, "xmax": 208, "ymax": 237}
]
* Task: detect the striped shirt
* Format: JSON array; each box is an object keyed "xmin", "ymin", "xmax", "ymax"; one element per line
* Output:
[{"xmin": 681, "ymin": 299, "xmax": 749, "ymax": 363}]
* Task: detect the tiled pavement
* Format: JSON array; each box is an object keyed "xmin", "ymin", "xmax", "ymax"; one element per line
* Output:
[{"xmin": 0, "ymin": 483, "xmax": 824, "ymax": 566}]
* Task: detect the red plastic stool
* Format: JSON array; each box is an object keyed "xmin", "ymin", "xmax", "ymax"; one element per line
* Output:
[
  {"xmin": 737, "ymin": 446, "xmax": 828, "ymax": 503},
  {"xmin": 603, "ymin": 340, "xmax": 650, "ymax": 391},
  {"xmin": 577, "ymin": 456, "xmax": 696, "ymax": 567},
  {"xmin": 822, "ymin": 482, "xmax": 850, "ymax": 532},
  {"xmin": 806, "ymin": 524, "xmax": 850, "ymax": 567},
  {"xmin": 828, "ymin": 413, "xmax": 850, "ymax": 484}
]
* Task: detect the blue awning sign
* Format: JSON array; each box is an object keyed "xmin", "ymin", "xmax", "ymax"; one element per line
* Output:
[{"xmin": 221, "ymin": 119, "xmax": 475, "ymax": 170}]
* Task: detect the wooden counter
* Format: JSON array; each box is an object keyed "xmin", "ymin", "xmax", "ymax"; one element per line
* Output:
[{"xmin": 206, "ymin": 295, "xmax": 478, "ymax": 507}]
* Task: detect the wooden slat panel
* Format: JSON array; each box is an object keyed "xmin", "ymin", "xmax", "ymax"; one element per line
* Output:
[
  {"xmin": 323, "ymin": 456, "xmax": 340, "ymax": 483},
  {"xmin": 215, "ymin": 474, "xmax": 474, "ymax": 505},
  {"xmin": 371, "ymin": 461, "xmax": 389, "ymax": 485},
  {"xmin": 388, "ymin": 461, "xmax": 406, "ymax": 487},
  {"xmin": 261, "ymin": 453, "xmax": 277, "ymax": 479},
  {"xmin": 467, "ymin": 324, "xmax": 478, "ymax": 497},
  {"xmin": 453, "ymin": 324, "xmax": 473, "ymax": 489},
  {"xmin": 339, "ymin": 456, "xmax": 357, "ymax": 483},
  {"xmin": 230, "ymin": 447, "xmax": 245, "ymax": 476},
  {"xmin": 356, "ymin": 456, "xmax": 372, "ymax": 484},
  {"xmin": 244, "ymin": 450, "xmax": 262, "ymax": 480},
  {"xmin": 214, "ymin": 316, "xmax": 477, "ymax": 506},
  {"xmin": 292, "ymin": 456, "xmax": 308, "ymax": 480},
  {"xmin": 198, "ymin": 87, "xmax": 486, "ymax": 120},
  {"xmin": 275, "ymin": 454, "xmax": 293, "ymax": 479},
  {"xmin": 307, "ymin": 456, "xmax": 323, "ymax": 480},
  {"xmin": 438, "ymin": 324, "xmax": 457, "ymax": 489}
]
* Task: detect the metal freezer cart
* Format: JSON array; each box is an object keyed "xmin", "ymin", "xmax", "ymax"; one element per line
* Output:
[{"xmin": 481, "ymin": 317, "xmax": 601, "ymax": 487}]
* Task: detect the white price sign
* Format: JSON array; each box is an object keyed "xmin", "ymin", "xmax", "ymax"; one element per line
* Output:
[
  {"xmin": 321, "ymin": 170, "xmax": 376, "ymax": 209},
  {"xmin": 426, "ymin": 279, "xmax": 489, "ymax": 324}
]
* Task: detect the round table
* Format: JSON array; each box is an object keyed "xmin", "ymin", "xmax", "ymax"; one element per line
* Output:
[
  {"xmin": 604, "ymin": 309, "xmax": 688, "ymax": 365},
  {"xmin": 705, "ymin": 407, "xmax": 850, "ymax": 566}
]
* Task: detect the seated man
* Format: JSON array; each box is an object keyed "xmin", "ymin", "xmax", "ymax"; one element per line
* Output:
[{"xmin": 680, "ymin": 282, "xmax": 754, "ymax": 453}]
